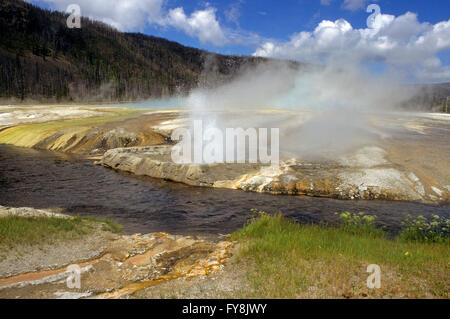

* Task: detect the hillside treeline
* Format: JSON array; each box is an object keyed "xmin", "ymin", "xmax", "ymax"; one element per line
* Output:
[{"xmin": 0, "ymin": 0, "xmax": 266, "ymax": 102}]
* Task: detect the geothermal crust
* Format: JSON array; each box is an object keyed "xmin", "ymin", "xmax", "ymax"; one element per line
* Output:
[
  {"xmin": 1, "ymin": 106, "xmax": 449, "ymax": 204},
  {"xmin": 98, "ymin": 110, "xmax": 450, "ymax": 204},
  {"xmin": 0, "ymin": 206, "xmax": 233, "ymax": 299},
  {"xmin": 99, "ymin": 145, "xmax": 449, "ymax": 203}
]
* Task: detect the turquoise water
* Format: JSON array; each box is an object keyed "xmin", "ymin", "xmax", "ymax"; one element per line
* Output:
[{"xmin": 109, "ymin": 97, "xmax": 187, "ymax": 109}]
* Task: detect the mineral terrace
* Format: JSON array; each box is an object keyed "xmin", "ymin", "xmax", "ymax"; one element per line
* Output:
[{"xmin": 1, "ymin": 106, "xmax": 449, "ymax": 203}]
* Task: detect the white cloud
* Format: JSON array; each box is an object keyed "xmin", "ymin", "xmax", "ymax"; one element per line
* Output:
[
  {"xmin": 27, "ymin": 0, "xmax": 228, "ymax": 45},
  {"xmin": 225, "ymin": 0, "xmax": 243, "ymax": 26},
  {"xmin": 253, "ymin": 12, "xmax": 450, "ymax": 81},
  {"xmin": 165, "ymin": 7, "xmax": 228, "ymax": 45},
  {"xmin": 417, "ymin": 57, "xmax": 450, "ymax": 81},
  {"xmin": 29, "ymin": 0, "xmax": 165, "ymax": 31}
]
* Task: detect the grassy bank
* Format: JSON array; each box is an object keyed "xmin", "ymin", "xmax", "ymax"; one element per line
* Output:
[
  {"xmin": 232, "ymin": 212, "xmax": 449, "ymax": 299},
  {"xmin": 0, "ymin": 215, "xmax": 122, "ymax": 248},
  {"xmin": 1, "ymin": 210, "xmax": 447, "ymax": 299}
]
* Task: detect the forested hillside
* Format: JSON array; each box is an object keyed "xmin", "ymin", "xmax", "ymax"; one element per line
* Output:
[
  {"xmin": 410, "ymin": 83, "xmax": 450, "ymax": 112},
  {"xmin": 0, "ymin": 0, "xmax": 266, "ymax": 102}
]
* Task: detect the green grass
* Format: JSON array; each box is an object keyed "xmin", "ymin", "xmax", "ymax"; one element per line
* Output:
[
  {"xmin": 231, "ymin": 212, "xmax": 449, "ymax": 299},
  {"xmin": 0, "ymin": 215, "xmax": 122, "ymax": 248},
  {"xmin": 0, "ymin": 216, "xmax": 88, "ymax": 247},
  {"xmin": 82, "ymin": 216, "xmax": 123, "ymax": 234}
]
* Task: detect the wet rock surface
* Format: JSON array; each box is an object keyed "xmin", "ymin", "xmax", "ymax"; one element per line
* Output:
[{"xmin": 100, "ymin": 145, "xmax": 262, "ymax": 187}]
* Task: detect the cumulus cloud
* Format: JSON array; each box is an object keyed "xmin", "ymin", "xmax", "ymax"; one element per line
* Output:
[
  {"xmin": 27, "ymin": 0, "xmax": 228, "ymax": 45},
  {"xmin": 253, "ymin": 12, "xmax": 450, "ymax": 81},
  {"xmin": 28, "ymin": 0, "xmax": 165, "ymax": 31},
  {"xmin": 165, "ymin": 7, "xmax": 228, "ymax": 45}
]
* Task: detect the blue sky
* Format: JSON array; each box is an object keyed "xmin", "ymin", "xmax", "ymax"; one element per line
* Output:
[
  {"xmin": 163, "ymin": 0, "xmax": 450, "ymax": 55},
  {"xmin": 28, "ymin": 0, "xmax": 450, "ymax": 82}
]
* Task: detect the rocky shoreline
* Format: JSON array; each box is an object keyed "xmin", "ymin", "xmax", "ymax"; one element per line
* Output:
[{"xmin": 99, "ymin": 145, "xmax": 449, "ymax": 204}]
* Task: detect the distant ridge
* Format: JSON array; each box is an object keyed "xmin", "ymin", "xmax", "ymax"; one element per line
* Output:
[{"xmin": 409, "ymin": 83, "xmax": 450, "ymax": 112}]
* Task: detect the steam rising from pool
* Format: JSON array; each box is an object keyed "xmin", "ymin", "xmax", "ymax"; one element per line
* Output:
[{"xmin": 182, "ymin": 60, "xmax": 417, "ymax": 160}]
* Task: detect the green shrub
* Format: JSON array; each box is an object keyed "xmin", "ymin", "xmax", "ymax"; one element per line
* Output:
[
  {"xmin": 335, "ymin": 212, "xmax": 386, "ymax": 238},
  {"xmin": 399, "ymin": 215, "xmax": 450, "ymax": 244}
]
